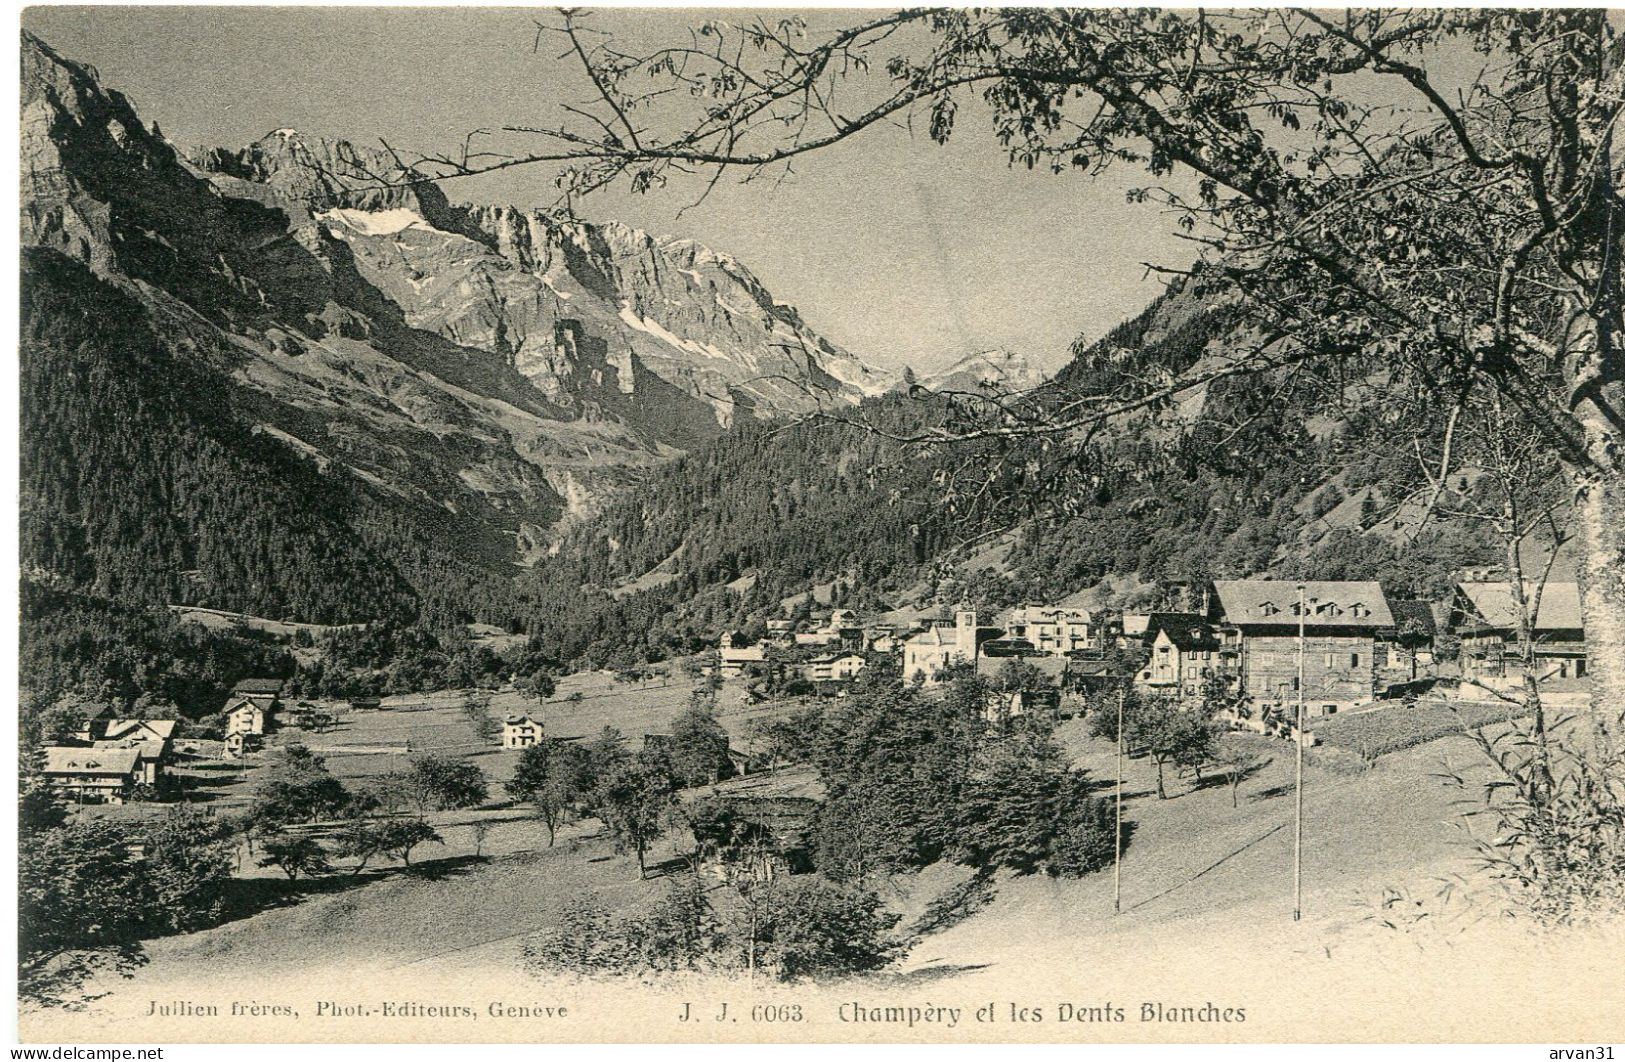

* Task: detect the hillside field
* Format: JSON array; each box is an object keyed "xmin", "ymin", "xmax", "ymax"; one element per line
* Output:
[{"xmin": 39, "ymin": 699, "xmax": 1623, "ymax": 1044}]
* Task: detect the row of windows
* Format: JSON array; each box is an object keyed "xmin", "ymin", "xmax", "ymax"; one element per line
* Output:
[{"xmin": 1256, "ymin": 602, "xmax": 1372, "ymax": 618}]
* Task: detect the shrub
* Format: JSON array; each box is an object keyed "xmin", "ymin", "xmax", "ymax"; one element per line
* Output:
[
  {"xmin": 754, "ymin": 878, "xmax": 902, "ymax": 981},
  {"xmin": 1046, "ymin": 787, "xmax": 1118, "ymax": 878}
]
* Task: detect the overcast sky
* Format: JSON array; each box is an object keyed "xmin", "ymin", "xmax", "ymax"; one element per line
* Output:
[{"xmin": 24, "ymin": 6, "xmax": 1195, "ymax": 375}]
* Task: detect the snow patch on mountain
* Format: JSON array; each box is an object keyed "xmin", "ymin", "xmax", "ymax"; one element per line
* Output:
[{"xmin": 316, "ymin": 207, "xmax": 431, "ymax": 237}]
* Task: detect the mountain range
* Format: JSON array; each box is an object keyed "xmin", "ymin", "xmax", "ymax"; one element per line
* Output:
[
  {"xmin": 20, "ymin": 30, "xmax": 1008, "ymax": 628},
  {"xmin": 21, "ymin": 29, "xmax": 1492, "ymax": 673}
]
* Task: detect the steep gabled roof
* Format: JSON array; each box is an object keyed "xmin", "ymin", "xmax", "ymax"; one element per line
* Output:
[
  {"xmin": 1455, "ymin": 582, "xmax": 1582, "ymax": 632},
  {"xmin": 1143, "ymin": 612, "xmax": 1208, "ymax": 645},
  {"xmin": 102, "ymin": 719, "xmax": 177, "ymax": 742},
  {"xmin": 43, "ymin": 746, "xmax": 141, "ymax": 777},
  {"xmin": 233, "ymin": 678, "xmax": 286, "ymax": 695},
  {"xmin": 1211, "ymin": 580, "xmax": 1393, "ymax": 628}
]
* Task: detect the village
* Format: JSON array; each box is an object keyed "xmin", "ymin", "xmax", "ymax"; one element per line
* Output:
[
  {"xmin": 16, "ymin": 562, "xmax": 1596, "ymax": 1021},
  {"xmin": 37, "ymin": 572, "xmax": 1586, "ymax": 814}
]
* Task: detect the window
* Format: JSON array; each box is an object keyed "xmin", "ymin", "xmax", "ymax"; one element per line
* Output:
[
  {"xmin": 1350, "ymin": 653, "xmax": 1360, "ymax": 668},
  {"xmin": 1577, "ymin": 659, "xmax": 1588, "ymax": 679},
  {"xmin": 1260, "ymin": 603, "xmax": 1278, "ymax": 616}
]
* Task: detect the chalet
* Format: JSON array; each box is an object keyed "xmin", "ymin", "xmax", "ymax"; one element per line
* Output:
[
  {"xmin": 1135, "ymin": 613, "xmax": 1236, "ymax": 699},
  {"xmin": 977, "ymin": 655, "xmax": 1069, "ymax": 719},
  {"xmin": 42, "ymin": 746, "xmax": 142, "ymax": 803},
  {"xmin": 503, "ymin": 714, "xmax": 543, "ymax": 749},
  {"xmin": 223, "ymin": 731, "xmax": 262, "ymax": 760},
  {"xmin": 1210, "ymin": 580, "xmax": 1392, "ymax": 715},
  {"xmin": 718, "ymin": 630, "xmax": 767, "ymax": 678},
  {"xmin": 902, "ymin": 611, "xmax": 1005, "ymax": 684},
  {"xmin": 349, "ymin": 696, "xmax": 382, "ymax": 711},
  {"xmin": 224, "ymin": 699, "xmax": 268, "ymax": 737},
  {"xmin": 233, "ymin": 677, "xmax": 285, "ymax": 703},
  {"xmin": 93, "ymin": 719, "xmax": 178, "ymax": 785},
  {"xmin": 804, "ymin": 653, "xmax": 867, "ymax": 683},
  {"xmin": 224, "ymin": 678, "xmax": 284, "ymax": 736},
  {"xmin": 793, "ymin": 609, "xmax": 863, "ymax": 649},
  {"xmin": 702, "ymin": 768, "xmax": 825, "ymax": 878},
  {"xmin": 1451, "ymin": 581, "xmax": 1586, "ymax": 689},
  {"xmin": 1003, "ymin": 605, "xmax": 1096, "ymax": 656},
  {"xmin": 99, "ymin": 718, "xmax": 177, "ymax": 746}
]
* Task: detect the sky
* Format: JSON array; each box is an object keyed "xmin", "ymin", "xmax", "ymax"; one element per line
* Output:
[{"xmin": 22, "ymin": 6, "xmax": 1194, "ymax": 375}]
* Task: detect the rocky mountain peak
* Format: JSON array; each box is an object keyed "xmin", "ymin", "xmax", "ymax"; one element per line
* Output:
[
  {"xmin": 920, "ymin": 348, "xmax": 1049, "ymax": 393},
  {"xmin": 19, "ymin": 29, "xmax": 897, "ymax": 552}
]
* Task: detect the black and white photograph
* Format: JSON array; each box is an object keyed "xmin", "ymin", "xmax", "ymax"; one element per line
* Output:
[{"xmin": 12, "ymin": 4, "xmax": 1625, "ymax": 1045}]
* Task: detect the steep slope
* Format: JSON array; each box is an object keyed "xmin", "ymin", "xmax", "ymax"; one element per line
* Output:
[{"xmin": 19, "ymin": 30, "xmax": 891, "ymax": 627}]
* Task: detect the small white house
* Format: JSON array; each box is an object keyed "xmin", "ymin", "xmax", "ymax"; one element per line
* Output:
[
  {"xmin": 224, "ymin": 698, "xmax": 267, "ymax": 737},
  {"xmin": 504, "ymin": 714, "xmax": 543, "ymax": 749}
]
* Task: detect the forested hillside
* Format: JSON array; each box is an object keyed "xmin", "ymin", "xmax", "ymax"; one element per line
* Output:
[
  {"xmin": 521, "ymin": 279, "xmax": 1500, "ymax": 668},
  {"xmin": 21, "ymin": 248, "xmax": 519, "ymax": 631}
]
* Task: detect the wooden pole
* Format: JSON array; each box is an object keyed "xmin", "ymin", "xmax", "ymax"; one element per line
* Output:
[
  {"xmin": 1114, "ymin": 685, "xmax": 1124, "ymax": 914},
  {"xmin": 1294, "ymin": 582, "xmax": 1306, "ymax": 923}
]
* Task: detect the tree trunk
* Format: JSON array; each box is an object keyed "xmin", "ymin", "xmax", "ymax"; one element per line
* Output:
[
  {"xmin": 1566, "ymin": 101, "xmax": 1624, "ymax": 748},
  {"xmin": 1572, "ymin": 453, "xmax": 1625, "ymax": 747},
  {"xmin": 1153, "ymin": 756, "xmax": 1167, "ymax": 800}
]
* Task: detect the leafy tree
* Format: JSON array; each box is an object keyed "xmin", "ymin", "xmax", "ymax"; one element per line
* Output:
[
  {"xmin": 511, "ymin": 668, "xmax": 556, "ymax": 707},
  {"xmin": 633, "ymin": 874, "xmax": 726, "ymax": 973},
  {"xmin": 1046, "ymin": 779, "xmax": 1119, "ymax": 878},
  {"xmin": 333, "ymin": 819, "xmax": 386, "ymax": 876},
  {"xmin": 374, "ymin": 818, "xmax": 443, "ymax": 868},
  {"xmin": 953, "ymin": 733, "xmax": 1076, "ymax": 874},
  {"xmin": 1218, "ymin": 744, "xmax": 1270, "ymax": 810},
  {"xmin": 1091, "ymin": 690, "xmax": 1213, "ymax": 800},
  {"xmin": 667, "ymin": 704, "xmax": 733, "ymax": 787},
  {"xmin": 593, "ymin": 752, "xmax": 677, "ymax": 878},
  {"xmin": 523, "ymin": 899, "xmax": 633, "ymax": 977},
  {"xmin": 469, "ymin": 819, "xmax": 496, "ymax": 858},
  {"xmin": 139, "ymin": 807, "xmax": 236, "ymax": 933},
  {"xmin": 257, "ymin": 834, "xmax": 332, "ymax": 880},
  {"xmin": 745, "ymin": 705, "xmax": 823, "ymax": 768},
  {"xmin": 811, "ymin": 682, "xmax": 981, "ymax": 878},
  {"xmin": 752, "ymin": 878, "xmax": 902, "ymax": 981},
  {"xmin": 251, "ymin": 774, "xmax": 350, "ymax": 826},
  {"xmin": 585, "ymin": 725, "xmax": 631, "ymax": 778},
  {"xmin": 406, "ymin": 754, "xmax": 489, "ymax": 811},
  {"xmin": 19, "ymin": 821, "xmax": 152, "ymax": 1008},
  {"xmin": 19, "ymin": 747, "xmax": 67, "ymax": 834},
  {"xmin": 505, "ymin": 739, "xmax": 592, "ymax": 846}
]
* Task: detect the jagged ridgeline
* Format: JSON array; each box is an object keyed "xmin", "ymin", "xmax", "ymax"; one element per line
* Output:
[
  {"xmin": 19, "ymin": 27, "xmax": 1492, "ymax": 683},
  {"xmin": 18, "ymin": 29, "xmax": 891, "ymax": 642}
]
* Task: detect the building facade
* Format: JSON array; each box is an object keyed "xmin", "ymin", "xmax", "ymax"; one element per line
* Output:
[
  {"xmin": 1135, "ymin": 613, "xmax": 1235, "ymax": 699},
  {"xmin": 1451, "ymin": 581, "xmax": 1587, "ymax": 690},
  {"xmin": 503, "ymin": 714, "xmax": 543, "ymax": 749},
  {"xmin": 1211, "ymin": 580, "xmax": 1391, "ymax": 715},
  {"xmin": 1002, "ymin": 605, "xmax": 1096, "ymax": 656},
  {"xmin": 903, "ymin": 611, "xmax": 993, "ymax": 684}
]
